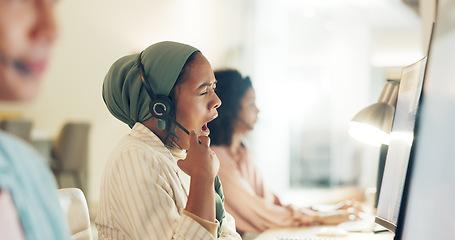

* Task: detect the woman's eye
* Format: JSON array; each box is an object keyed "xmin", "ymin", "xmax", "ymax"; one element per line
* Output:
[{"xmin": 200, "ymin": 87, "xmax": 208, "ymax": 95}]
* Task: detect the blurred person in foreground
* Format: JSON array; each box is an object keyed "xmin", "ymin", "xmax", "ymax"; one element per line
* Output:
[
  {"xmin": 0, "ymin": 0, "xmax": 69, "ymax": 239},
  {"xmin": 208, "ymin": 69, "xmax": 361, "ymax": 236}
]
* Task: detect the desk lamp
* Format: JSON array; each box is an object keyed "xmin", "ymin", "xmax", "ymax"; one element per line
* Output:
[
  {"xmin": 348, "ymin": 80, "xmax": 399, "ymax": 146},
  {"xmin": 349, "ymin": 79, "xmax": 399, "ymax": 208}
]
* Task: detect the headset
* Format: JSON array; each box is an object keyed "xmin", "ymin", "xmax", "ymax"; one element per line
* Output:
[
  {"xmin": 235, "ymin": 116, "xmax": 254, "ymax": 130},
  {"xmin": 0, "ymin": 50, "xmax": 31, "ymax": 75},
  {"xmin": 137, "ymin": 52, "xmax": 190, "ymax": 135}
]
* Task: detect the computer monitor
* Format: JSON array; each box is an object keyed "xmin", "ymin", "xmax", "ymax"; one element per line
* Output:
[
  {"xmin": 394, "ymin": 0, "xmax": 455, "ymax": 239},
  {"xmin": 374, "ymin": 56, "xmax": 427, "ymax": 233}
]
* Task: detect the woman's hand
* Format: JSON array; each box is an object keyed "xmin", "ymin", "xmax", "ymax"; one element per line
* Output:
[
  {"xmin": 178, "ymin": 130, "xmax": 220, "ymax": 222},
  {"xmin": 314, "ymin": 210, "xmax": 360, "ymax": 225},
  {"xmin": 297, "ymin": 207, "xmax": 360, "ymax": 226},
  {"xmin": 334, "ymin": 200, "xmax": 363, "ymax": 213},
  {"xmin": 177, "ymin": 130, "xmax": 219, "ymax": 181}
]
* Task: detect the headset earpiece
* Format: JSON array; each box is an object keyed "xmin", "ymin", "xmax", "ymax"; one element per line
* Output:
[
  {"xmin": 149, "ymin": 96, "xmax": 174, "ymax": 130},
  {"xmin": 149, "ymin": 96, "xmax": 174, "ymax": 119},
  {"xmin": 149, "ymin": 96, "xmax": 175, "ymax": 131}
]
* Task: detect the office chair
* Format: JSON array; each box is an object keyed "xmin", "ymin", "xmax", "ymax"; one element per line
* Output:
[
  {"xmin": 52, "ymin": 122, "xmax": 90, "ymax": 195},
  {"xmin": 0, "ymin": 119, "xmax": 33, "ymax": 142},
  {"xmin": 57, "ymin": 188, "xmax": 92, "ymax": 240}
]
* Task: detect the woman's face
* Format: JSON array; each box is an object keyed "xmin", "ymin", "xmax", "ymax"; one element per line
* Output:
[
  {"xmin": 0, "ymin": 0, "xmax": 58, "ymax": 101},
  {"xmin": 173, "ymin": 54, "xmax": 221, "ymax": 149},
  {"xmin": 236, "ymin": 87, "xmax": 259, "ymax": 132}
]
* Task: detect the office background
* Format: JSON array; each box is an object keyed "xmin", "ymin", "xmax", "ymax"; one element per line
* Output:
[{"xmin": 0, "ymin": 0, "xmax": 435, "ymax": 213}]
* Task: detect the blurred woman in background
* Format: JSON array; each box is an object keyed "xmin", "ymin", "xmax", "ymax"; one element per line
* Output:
[{"xmin": 208, "ymin": 69, "xmax": 359, "ymax": 236}]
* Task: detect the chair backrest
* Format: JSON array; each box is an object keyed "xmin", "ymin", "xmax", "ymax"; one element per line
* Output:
[
  {"xmin": 53, "ymin": 122, "xmax": 90, "ymax": 170},
  {"xmin": 0, "ymin": 119, "xmax": 33, "ymax": 142},
  {"xmin": 57, "ymin": 188, "xmax": 92, "ymax": 240}
]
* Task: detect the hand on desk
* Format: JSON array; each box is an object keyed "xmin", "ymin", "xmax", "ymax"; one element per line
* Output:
[
  {"xmin": 297, "ymin": 202, "xmax": 362, "ymax": 226},
  {"xmin": 313, "ymin": 209, "xmax": 360, "ymax": 225},
  {"xmin": 333, "ymin": 199, "xmax": 364, "ymax": 212}
]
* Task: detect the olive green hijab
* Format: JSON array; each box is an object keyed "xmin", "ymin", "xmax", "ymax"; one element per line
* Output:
[{"xmin": 102, "ymin": 41, "xmax": 198, "ymax": 128}]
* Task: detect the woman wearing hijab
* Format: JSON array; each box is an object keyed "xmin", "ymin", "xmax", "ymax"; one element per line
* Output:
[
  {"xmin": 208, "ymin": 69, "xmax": 360, "ymax": 236},
  {"xmin": 0, "ymin": 0, "xmax": 69, "ymax": 239},
  {"xmin": 97, "ymin": 41, "xmax": 241, "ymax": 239}
]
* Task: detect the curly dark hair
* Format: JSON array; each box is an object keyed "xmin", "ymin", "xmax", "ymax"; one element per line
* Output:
[{"xmin": 208, "ymin": 69, "xmax": 252, "ymax": 146}]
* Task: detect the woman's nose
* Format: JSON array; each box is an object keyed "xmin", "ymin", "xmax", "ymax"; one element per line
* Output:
[
  {"xmin": 212, "ymin": 91, "xmax": 222, "ymax": 110},
  {"xmin": 31, "ymin": 0, "xmax": 59, "ymax": 44}
]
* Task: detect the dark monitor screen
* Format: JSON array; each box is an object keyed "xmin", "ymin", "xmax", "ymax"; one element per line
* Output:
[
  {"xmin": 395, "ymin": 0, "xmax": 455, "ymax": 239},
  {"xmin": 375, "ymin": 56, "xmax": 427, "ymax": 232}
]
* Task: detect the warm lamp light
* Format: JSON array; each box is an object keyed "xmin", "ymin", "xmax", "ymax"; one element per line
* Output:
[{"xmin": 349, "ymin": 80, "xmax": 399, "ymax": 146}]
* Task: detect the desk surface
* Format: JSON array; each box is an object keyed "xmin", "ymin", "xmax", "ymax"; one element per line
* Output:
[{"xmin": 254, "ymin": 225, "xmax": 394, "ymax": 240}]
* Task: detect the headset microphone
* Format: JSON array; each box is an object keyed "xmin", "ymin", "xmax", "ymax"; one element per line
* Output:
[
  {"xmin": 137, "ymin": 52, "xmax": 191, "ymax": 136},
  {"xmin": 153, "ymin": 102, "xmax": 190, "ymax": 135},
  {"xmin": 236, "ymin": 117, "xmax": 254, "ymax": 130},
  {"xmin": 0, "ymin": 50, "xmax": 31, "ymax": 76},
  {"xmin": 12, "ymin": 61, "xmax": 31, "ymax": 75}
]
